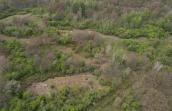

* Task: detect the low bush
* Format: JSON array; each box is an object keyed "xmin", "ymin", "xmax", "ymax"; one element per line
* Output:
[
  {"xmin": 143, "ymin": 25, "xmax": 166, "ymax": 38},
  {"xmin": 2, "ymin": 87, "xmax": 107, "ymax": 111},
  {"xmin": 48, "ymin": 20, "xmax": 72, "ymax": 29},
  {"xmin": 52, "ymin": 50, "xmax": 93, "ymax": 74},
  {"xmin": 111, "ymin": 48, "xmax": 126, "ymax": 65},
  {"xmin": 119, "ymin": 10, "xmax": 152, "ymax": 29},
  {"xmin": 123, "ymin": 40, "xmax": 149, "ymax": 54},
  {"xmin": 82, "ymin": 40, "xmax": 103, "ymax": 57},
  {"xmin": 0, "ymin": 19, "xmax": 42, "ymax": 38},
  {"xmin": 58, "ymin": 35, "xmax": 72, "ymax": 45},
  {"xmin": 121, "ymin": 91, "xmax": 140, "ymax": 111},
  {"xmin": 1, "ymin": 40, "xmax": 37, "ymax": 80},
  {"xmin": 155, "ymin": 16, "xmax": 172, "ymax": 34},
  {"xmin": 157, "ymin": 45, "xmax": 172, "ymax": 66}
]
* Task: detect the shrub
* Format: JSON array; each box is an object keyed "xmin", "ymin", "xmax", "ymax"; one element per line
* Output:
[
  {"xmin": 36, "ymin": 52, "xmax": 55, "ymax": 73},
  {"xmin": 143, "ymin": 25, "xmax": 166, "ymax": 38},
  {"xmin": 96, "ymin": 20, "xmax": 116, "ymax": 35},
  {"xmin": 116, "ymin": 28, "xmax": 144, "ymax": 38},
  {"xmin": 121, "ymin": 89, "xmax": 140, "ymax": 111},
  {"xmin": 1, "ymin": 87, "xmax": 107, "ymax": 111},
  {"xmin": 4, "ymin": 80, "xmax": 21, "ymax": 96},
  {"xmin": 123, "ymin": 40, "xmax": 149, "ymax": 54},
  {"xmin": 48, "ymin": 20, "xmax": 72, "ymax": 28},
  {"xmin": 52, "ymin": 50, "xmax": 68, "ymax": 73},
  {"xmin": 119, "ymin": 10, "xmax": 152, "ymax": 28},
  {"xmin": 155, "ymin": 16, "xmax": 172, "ymax": 34},
  {"xmin": 72, "ymin": 1, "xmax": 86, "ymax": 17},
  {"xmin": 52, "ymin": 50, "xmax": 92, "ymax": 74},
  {"xmin": 125, "ymin": 53, "xmax": 149, "ymax": 71},
  {"xmin": 111, "ymin": 48, "xmax": 126, "ymax": 65},
  {"xmin": 82, "ymin": 40, "xmax": 103, "ymax": 57},
  {"xmin": 58, "ymin": 35, "xmax": 72, "ymax": 45},
  {"xmin": 0, "ymin": 19, "xmax": 42, "ymax": 38},
  {"xmin": 114, "ymin": 10, "xmax": 168, "ymax": 38},
  {"xmin": 158, "ymin": 45, "xmax": 172, "ymax": 66},
  {"xmin": 2, "ymin": 40, "xmax": 37, "ymax": 80}
]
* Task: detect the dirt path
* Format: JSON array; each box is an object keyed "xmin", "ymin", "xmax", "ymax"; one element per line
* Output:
[
  {"xmin": 28, "ymin": 73, "xmax": 103, "ymax": 95},
  {"xmin": 59, "ymin": 29, "xmax": 120, "ymax": 42}
]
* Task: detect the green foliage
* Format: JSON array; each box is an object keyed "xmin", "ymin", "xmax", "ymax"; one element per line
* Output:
[
  {"xmin": 72, "ymin": 1, "xmax": 86, "ymax": 17},
  {"xmin": 111, "ymin": 48, "xmax": 126, "ymax": 65},
  {"xmin": 96, "ymin": 20, "xmax": 116, "ymax": 35},
  {"xmin": 155, "ymin": 16, "xmax": 172, "ymax": 34},
  {"xmin": 52, "ymin": 50, "xmax": 92, "ymax": 74},
  {"xmin": 156, "ymin": 44, "xmax": 172, "ymax": 66},
  {"xmin": 121, "ymin": 90, "xmax": 140, "ymax": 111},
  {"xmin": 0, "ymin": 21, "xmax": 42, "ymax": 38},
  {"xmin": 120, "ymin": 10, "xmax": 152, "ymax": 29},
  {"xmin": 48, "ymin": 20, "xmax": 72, "ymax": 29},
  {"xmin": 114, "ymin": 10, "xmax": 168, "ymax": 38},
  {"xmin": 58, "ymin": 35, "xmax": 72, "ymax": 45},
  {"xmin": 52, "ymin": 50, "xmax": 68, "ymax": 73},
  {"xmin": 143, "ymin": 25, "xmax": 166, "ymax": 38},
  {"xmin": 39, "ymin": 4, "xmax": 172, "ymax": 39},
  {"xmin": 1, "ymin": 0, "xmax": 171, "ymax": 39},
  {"xmin": 0, "ymin": 8, "xmax": 31, "ymax": 19},
  {"xmin": 115, "ymin": 28, "xmax": 144, "ymax": 38},
  {"xmin": 123, "ymin": 40, "xmax": 149, "ymax": 54},
  {"xmin": 82, "ymin": 40, "xmax": 103, "ymax": 57},
  {"xmin": 0, "ymin": 1, "xmax": 172, "ymax": 111},
  {"xmin": 1, "ymin": 87, "xmax": 106, "ymax": 111},
  {"xmin": 1, "ymin": 40, "xmax": 37, "ymax": 80}
]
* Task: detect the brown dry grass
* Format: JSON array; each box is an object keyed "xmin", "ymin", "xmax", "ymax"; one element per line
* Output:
[{"xmin": 28, "ymin": 73, "xmax": 103, "ymax": 96}]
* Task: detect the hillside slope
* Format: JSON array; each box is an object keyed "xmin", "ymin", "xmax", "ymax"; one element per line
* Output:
[{"xmin": 0, "ymin": 0, "xmax": 172, "ymax": 111}]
